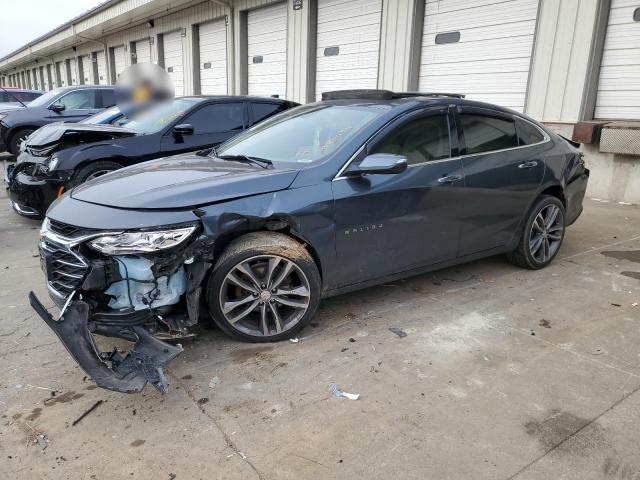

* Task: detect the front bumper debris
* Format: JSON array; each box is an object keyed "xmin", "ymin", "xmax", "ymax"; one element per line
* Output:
[
  {"xmin": 29, "ymin": 292, "xmax": 183, "ymax": 394},
  {"xmin": 8, "ymin": 162, "xmax": 70, "ymax": 218}
]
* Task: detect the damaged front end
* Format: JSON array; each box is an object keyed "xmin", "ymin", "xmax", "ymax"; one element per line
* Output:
[{"xmin": 31, "ymin": 218, "xmax": 213, "ymax": 394}]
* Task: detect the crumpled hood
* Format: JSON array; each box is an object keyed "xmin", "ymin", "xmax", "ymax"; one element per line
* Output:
[
  {"xmin": 25, "ymin": 122, "xmax": 137, "ymax": 147},
  {"xmin": 71, "ymin": 153, "xmax": 300, "ymax": 209}
]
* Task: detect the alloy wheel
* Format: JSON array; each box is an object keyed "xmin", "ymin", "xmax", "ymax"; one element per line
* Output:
[
  {"xmin": 529, "ymin": 204, "xmax": 564, "ymax": 263},
  {"xmin": 219, "ymin": 255, "xmax": 311, "ymax": 337}
]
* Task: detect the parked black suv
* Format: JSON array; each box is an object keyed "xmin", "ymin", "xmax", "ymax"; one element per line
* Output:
[
  {"xmin": 8, "ymin": 96, "xmax": 297, "ymax": 217},
  {"xmin": 30, "ymin": 90, "xmax": 589, "ymax": 394},
  {"xmin": 0, "ymin": 85, "xmax": 115, "ymax": 154}
]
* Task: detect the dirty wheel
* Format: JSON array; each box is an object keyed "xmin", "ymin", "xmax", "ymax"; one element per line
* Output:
[
  {"xmin": 207, "ymin": 232, "xmax": 321, "ymax": 342},
  {"xmin": 508, "ymin": 195, "xmax": 565, "ymax": 269}
]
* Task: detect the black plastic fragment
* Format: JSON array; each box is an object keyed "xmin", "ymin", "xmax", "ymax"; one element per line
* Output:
[{"xmin": 29, "ymin": 292, "xmax": 183, "ymax": 394}]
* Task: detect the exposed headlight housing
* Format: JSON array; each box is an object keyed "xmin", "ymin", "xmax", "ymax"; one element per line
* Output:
[
  {"xmin": 45, "ymin": 154, "xmax": 60, "ymax": 172},
  {"xmin": 0, "ymin": 113, "xmax": 6, "ymax": 122},
  {"xmin": 89, "ymin": 225, "xmax": 197, "ymax": 255}
]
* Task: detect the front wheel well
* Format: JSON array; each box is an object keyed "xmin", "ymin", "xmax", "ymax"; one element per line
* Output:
[{"xmin": 211, "ymin": 225, "xmax": 324, "ymax": 282}]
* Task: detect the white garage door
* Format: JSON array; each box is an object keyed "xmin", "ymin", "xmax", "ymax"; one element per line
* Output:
[
  {"xmin": 96, "ymin": 51, "xmax": 108, "ymax": 85},
  {"xmin": 69, "ymin": 58, "xmax": 78, "ymax": 85},
  {"xmin": 419, "ymin": 0, "xmax": 539, "ymax": 112},
  {"xmin": 135, "ymin": 38, "xmax": 152, "ymax": 64},
  {"xmin": 199, "ymin": 19, "xmax": 228, "ymax": 95},
  {"xmin": 247, "ymin": 3, "xmax": 287, "ymax": 98},
  {"xmin": 112, "ymin": 46, "xmax": 126, "ymax": 81},
  {"xmin": 315, "ymin": 0, "xmax": 382, "ymax": 100},
  {"xmin": 163, "ymin": 30, "xmax": 185, "ymax": 96},
  {"xmin": 595, "ymin": 0, "xmax": 640, "ymax": 119},
  {"xmin": 82, "ymin": 55, "xmax": 93, "ymax": 84}
]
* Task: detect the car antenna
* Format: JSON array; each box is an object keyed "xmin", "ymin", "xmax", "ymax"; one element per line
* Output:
[{"xmin": 0, "ymin": 86, "xmax": 27, "ymax": 108}]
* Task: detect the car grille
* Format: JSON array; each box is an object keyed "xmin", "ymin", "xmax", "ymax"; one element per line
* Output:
[
  {"xmin": 40, "ymin": 240, "xmax": 88, "ymax": 299},
  {"xmin": 48, "ymin": 219, "xmax": 99, "ymax": 238}
]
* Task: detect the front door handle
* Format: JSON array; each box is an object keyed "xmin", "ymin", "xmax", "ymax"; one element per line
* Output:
[
  {"xmin": 437, "ymin": 174, "xmax": 462, "ymax": 184},
  {"xmin": 518, "ymin": 161, "xmax": 538, "ymax": 169}
]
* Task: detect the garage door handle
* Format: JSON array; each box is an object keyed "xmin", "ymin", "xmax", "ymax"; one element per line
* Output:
[
  {"xmin": 518, "ymin": 161, "xmax": 538, "ymax": 169},
  {"xmin": 437, "ymin": 174, "xmax": 462, "ymax": 184}
]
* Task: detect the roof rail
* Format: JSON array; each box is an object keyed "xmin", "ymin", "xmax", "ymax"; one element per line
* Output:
[{"xmin": 321, "ymin": 89, "xmax": 465, "ymax": 101}]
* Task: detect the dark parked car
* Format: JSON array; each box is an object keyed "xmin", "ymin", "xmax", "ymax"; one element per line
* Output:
[
  {"xmin": 30, "ymin": 90, "xmax": 589, "ymax": 394},
  {"xmin": 0, "ymin": 87, "xmax": 43, "ymax": 112},
  {"xmin": 0, "ymin": 85, "xmax": 115, "ymax": 154},
  {"xmin": 8, "ymin": 96, "xmax": 297, "ymax": 217}
]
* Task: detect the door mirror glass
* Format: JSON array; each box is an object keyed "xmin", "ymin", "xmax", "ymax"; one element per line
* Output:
[
  {"xmin": 346, "ymin": 153, "xmax": 407, "ymax": 177},
  {"xmin": 48, "ymin": 102, "xmax": 65, "ymax": 112},
  {"xmin": 173, "ymin": 123, "xmax": 194, "ymax": 135}
]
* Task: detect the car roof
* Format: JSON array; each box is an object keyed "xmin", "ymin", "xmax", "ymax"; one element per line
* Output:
[
  {"xmin": 55, "ymin": 85, "xmax": 115, "ymax": 92},
  {"xmin": 0, "ymin": 87, "xmax": 42, "ymax": 93},
  {"xmin": 317, "ymin": 90, "xmax": 525, "ymax": 118},
  {"xmin": 178, "ymin": 95, "xmax": 298, "ymax": 105}
]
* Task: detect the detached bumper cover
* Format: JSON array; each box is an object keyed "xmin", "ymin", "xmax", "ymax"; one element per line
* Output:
[{"xmin": 29, "ymin": 292, "xmax": 183, "ymax": 394}]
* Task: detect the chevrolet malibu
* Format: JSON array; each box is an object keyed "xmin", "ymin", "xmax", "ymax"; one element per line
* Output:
[{"xmin": 30, "ymin": 90, "xmax": 589, "ymax": 394}]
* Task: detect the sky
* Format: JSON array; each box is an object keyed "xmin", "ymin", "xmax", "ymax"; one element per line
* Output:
[{"xmin": 0, "ymin": 0, "xmax": 106, "ymax": 58}]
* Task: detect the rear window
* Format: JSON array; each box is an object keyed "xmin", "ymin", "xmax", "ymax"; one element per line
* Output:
[
  {"xmin": 515, "ymin": 117, "xmax": 545, "ymax": 145},
  {"xmin": 461, "ymin": 113, "xmax": 518, "ymax": 154}
]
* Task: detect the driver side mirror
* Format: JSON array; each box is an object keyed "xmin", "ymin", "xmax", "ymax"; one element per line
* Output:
[
  {"xmin": 48, "ymin": 102, "xmax": 65, "ymax": 112},
  {"xmin": 345, "ymin": 153, "xmax": 408, "ymax": 177},
  {"xmin": 173, "ymin": 124, "xmax": 194, "ymax": 136}
]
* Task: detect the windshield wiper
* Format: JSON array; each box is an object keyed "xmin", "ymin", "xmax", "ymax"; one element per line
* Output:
[{"xmin": 217, "ymin": 154, "xmax": 273, "ymax": 169}]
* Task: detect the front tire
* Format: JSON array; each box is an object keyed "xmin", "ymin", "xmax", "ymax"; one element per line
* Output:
[
  {"xmin": 507, "ymin": 195, "xmax": 566, "ymax": 269},
  {"xmin": 8, "ymin": 128, "xmax": 35, "ymax": 155},
  {"xmin": 73, "ymin": 161, "xmax": 122, "ymax": 186},
  {"xmin": 206, "ymin": 232, "xmax": 321, "ymax": 342}
]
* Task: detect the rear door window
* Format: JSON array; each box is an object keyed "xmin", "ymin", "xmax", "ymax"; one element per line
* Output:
[
  {"xmin": 460, "ymin": 113, "xmax": 518, "ymax": 154},
  {"xmin": 183, "ymin": 103, "xmax": 245, "ymax": 133},
  {"xmin": 100, "ymin": 89, "xmax": 116, "ymax": 108},
  {"xmin": 251, "ymin": 102, "xmax": 287, "ymax": 124},
  {"xmin": 515, "ymin": 117, "xmax": 546, "ymax": 145}
]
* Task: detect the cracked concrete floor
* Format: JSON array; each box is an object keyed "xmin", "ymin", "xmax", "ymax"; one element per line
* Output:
[{"xmin": 1, "ymin": 183, "xmax": 639, "ymax": 479}]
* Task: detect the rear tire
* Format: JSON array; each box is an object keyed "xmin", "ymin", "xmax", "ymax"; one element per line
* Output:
[
  {"xmin": 206, "ymin": 232, "xmax": 321, "ymax": 343},
  {"xmin": 73, "ymin": 161, "xmax": 122, "ymax": 186},
  {"xmin": 507, "ymin": 195, "xmax": 566, "ymax": 270},
  {"xmin": 8, "ymin": 128, "xmax": 34, "ymax": 155}
]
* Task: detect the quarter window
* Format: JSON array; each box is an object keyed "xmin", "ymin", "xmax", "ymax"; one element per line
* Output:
[
  {"xmin": 57, "ymin": 90, "xmax": 99, "ymax": 109},
  {"xmin": 183, "ymin": 103, "xmax": 245, "ymax": 134},
  {"xmin": 372, "ymin": 114, "xmax": 450, "ymax": 165},
  {"xmin": 515, "ymin": 117, "xmax": 545, "ymax": 146},
  {"xmin": 461, "ymin": 113, "xmax": 517, "ymax": 154}
]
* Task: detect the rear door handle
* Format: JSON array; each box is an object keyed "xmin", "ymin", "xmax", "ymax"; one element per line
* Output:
[
  {"xmin": 437, "ymin": 174, "xmax": 462, "ymax": 184},
  {"xmin": 518, "ymin": 161, "xmax": 538, "ymax": 169}
]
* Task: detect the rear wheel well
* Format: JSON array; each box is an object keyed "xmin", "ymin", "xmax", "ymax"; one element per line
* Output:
[
  {"xmin": 212, "ymin": 226, "xmax": 323, "ymax": 282},
  {"xmin": 540, "ymin": 185, "xmax": 566, "ymax": 207}
]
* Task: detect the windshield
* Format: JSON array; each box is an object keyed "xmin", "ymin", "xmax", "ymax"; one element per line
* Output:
[
  {"xmin": 80, "ymin": 106, "xmax": 121, "ymax": 125},
  {"xmin": 27, "ymin": 88, "xmax": 65, "ymax": 107},
  {"xmin": 217, "ymin": 104, "xmax": 384, "ymax": 164},
  {"xmin": 122, "ymin": 99, "xmax": 197, "ymax": 134}
]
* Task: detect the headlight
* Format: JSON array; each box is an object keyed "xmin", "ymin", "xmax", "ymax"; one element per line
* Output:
[
  {"xmin": 88, "ymin": 225, "xmax": 197, "ymax": 255},
  {"xmin": 45, "ymin": 154, "xmax": 60, "ymax": 172}
]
